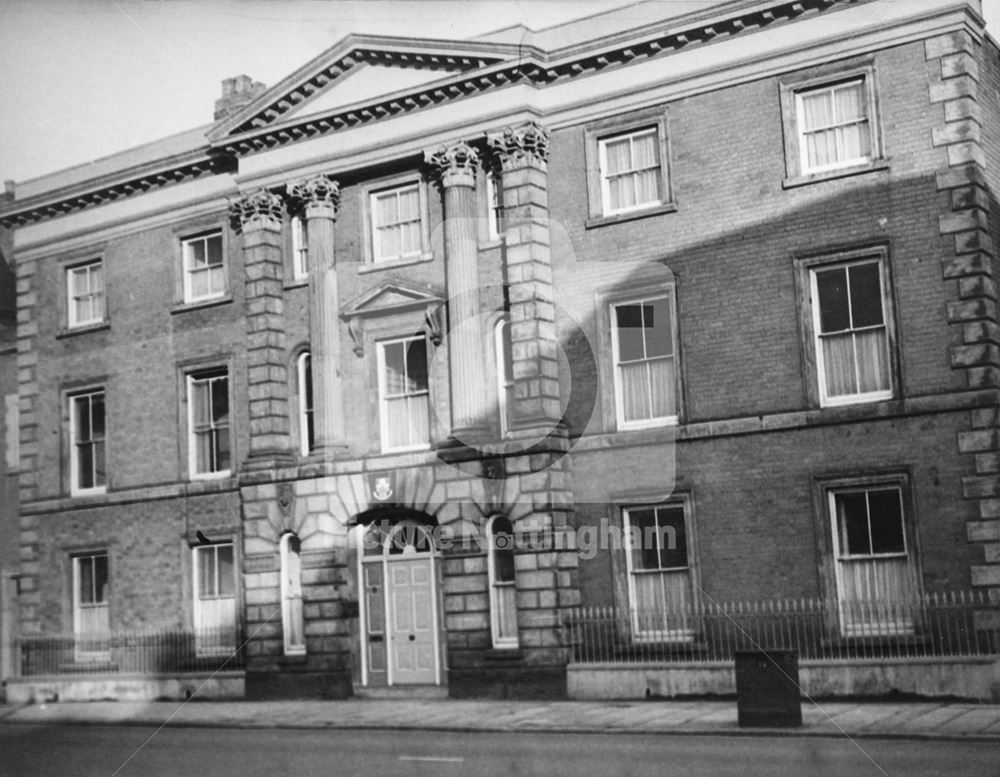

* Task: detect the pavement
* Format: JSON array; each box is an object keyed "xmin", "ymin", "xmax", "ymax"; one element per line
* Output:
[{"xmin": 2, "ymin": 697, "xmax": 1000, "ymax": 741}]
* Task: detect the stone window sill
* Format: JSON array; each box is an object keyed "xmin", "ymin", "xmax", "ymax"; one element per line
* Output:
[
  {"xmin": 783, "ymin": 160, "xmax": 890, "ymax": 189},
  {"xmin": 358, "ymin": 253, "xmax": 433, "ymax": 274},
  {"xmin": 56, "ymin": 322, "xmax": 110, "ymax": 339},
  {"xmin": 585, "ymin": 202, "xmax": 677, "ymax": 230},
  {"xmin": 171, "ymin": 296, "xmax": 233, "ymax": 315}
]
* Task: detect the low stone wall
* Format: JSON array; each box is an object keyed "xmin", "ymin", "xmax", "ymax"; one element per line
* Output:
[
  {"xmin": 568, "ymin": 657, "xmax": 1000, "ymax": 702},
  {"xmin": 4, "ymin": 672, "xmax": 244, "ymax": 703}
]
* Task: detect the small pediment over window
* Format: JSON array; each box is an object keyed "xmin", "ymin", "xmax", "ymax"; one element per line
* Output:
[{"xmin": 341, "ymin": 280, "xmax": 445, "ymax": 357}]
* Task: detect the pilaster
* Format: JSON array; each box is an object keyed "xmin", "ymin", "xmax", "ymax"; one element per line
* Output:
[
  {"xmin": 487, "ymin": 122, "xmax": 562, "ymax": 432},
  {"xmin": 230, "ymin": 190, "xmax": 295, "ymax": 469},
  {"xmin": 425, "ymin": 142, "xmax": 490, "ymax": 441},
  {"xmin": 286, "ymin": 175, "xmax": 350, "ymax": 457}
]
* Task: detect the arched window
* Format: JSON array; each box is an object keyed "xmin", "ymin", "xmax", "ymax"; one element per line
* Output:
[
  {"xmin": 297, "ymin": 352, "xmax": 314, "ymax": 456},
  {"xmin": 280, "ymin": 533, "xmax": 305, "ymax": 655},
  {"xmin": 487, "ymin": 515, "xmax": 518, "ymax": 648},
  {"xmin": 495, "ymin": 320, "xmax": 514, "ymax": 436}
]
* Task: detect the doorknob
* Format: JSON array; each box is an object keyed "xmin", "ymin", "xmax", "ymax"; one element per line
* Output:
[{"xmin": 408, "ymin": 634, "xmax": 415, "ymax": 641}]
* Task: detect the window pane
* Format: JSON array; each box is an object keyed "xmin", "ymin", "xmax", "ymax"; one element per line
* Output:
[
  {"xmin": 375, "ymin": 192, "xmax": 398, "ymax": 226},
  {"xmin": 383, "ymin": 342, "xmax": 406, "ymax": 395},
  {"xmin": 408, "ymin": 395, "xmax": 430, "ymax": 446},
  {"xmin": 848, "ymin": 262, "xmax": 884, "ymax": 328},
  {"xmin": 615, "ymin": 305, "xmax": 646, "ymax": 361},
  {"xmin": 208, "ymin": 266, "xmax": 225, "ymax": 296},
  {"xmin": 78, "ymin": 443, "xmax": 94, "ymax": 489},
  {"xmin": 211, "ymin": 377, "xmax": 228, "ymax": 424},
  {"xmin": 855, "ymin": 329, "xmax": 889, "ymax": 394},
  {"xmin": 93, "ymin": 440, "xmax": 106, "ymax": 487},
  {"xmin": 836, "ymin": 492, "xmax": 871, "ymax": 556},
  {"xmin": 629, "ymin": 509, "xmax": 660, "ymax": 570},
  {"xmin": 643, "ymin": 298, "xmax": 672, "ymax": 358},
  {"xmin": 94, "ymin": 555, "xmax": 109, "ymax": 603},
  {"xmin": 91, "ymin": 393, "xmax": 105, "ymax": 438},
  {"xmin": 632, "ymin": 132, "xmax": 658, "ymax": 169},
  {"xmin": 398, "ymin": 187, "xmax": 420, "ymax": 221},
  {"xmin": 217, "ymin": 545, "xmax": 235, "ymax": 596},
  {"xmin": 619, "ymin": 361, "xmax": 651, "ymax": 422},
  {"xmin": 79, "ymin": 557, "xmax": 95, "ymax": 604},
  {"xmin": 648, "ymin": 358, "xmax": 675, "ymax": 419},
  {"xmin": 604, "ymin": 137, "xmax": 630, "ymax": 175},
  {"xmin": 75, "ymin": 396, "xmax": 92, "ymax": 440},
  {"xmin": 801, "ymin": 90, "xmax": 833, "ymax": 131},
  {"xmin": 192, "ymin": 381, "xmax": 210, "ymax": 426},
  {"xmin": 190, "ymin": 268, "xmax": 209, "ymax": 299},
  {"xmin": 206, "ymin": 235, "xmax": 222, "ymax": 268},
  {"xmin": 816, "ymin": 267, "xmax": 850, "ymax": 333},
  {"xmin": 198, "ymin": 549, "xmax": 214, "ymax": 597},
  {"xmin": 405, "ymin": 339, "xmax": 428, "ymax": 392},
  {"xmin": 867, "ymin": 489, "xmax": 905, "ymax": 554},
  {"xmin": 822, "ymin": 333, "xmax": 857, "ymax": 397},
  {"xmin": 656, "ymin": 506, "xmax": 688, "ymax": 569},
  {"xmin": 215, "ymin": 427, "xmax": 231, "ymax": 472},
  {"xmin": 834, "ymin": 81, "xmax": 866, "ymax": 122},
  {"xmin": 188, "ymin": 239, "xmax": 206, "ymax": 269},
  {"xmin": 385, "ymin": 397, "xmax": 410, "ymax": 448}
]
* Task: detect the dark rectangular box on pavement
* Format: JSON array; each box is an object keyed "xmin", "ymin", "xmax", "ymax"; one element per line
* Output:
[{"xmin": 735, "ymin": 650, "xmax": 802, "ymax": 728}]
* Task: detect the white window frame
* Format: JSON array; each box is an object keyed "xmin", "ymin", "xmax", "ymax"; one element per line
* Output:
[
  {"xmin": 610, "ymin": 294, "xmax": 679, "ymax": 431},
  {"xmin": 795, "ymin": 76, "xmax": 874, "ymax": 176},
  {"xmin": 69, "ymin": 388, "xmax": 107, "ymax": 496},
  {"xmin": 826, "ymin": 481, "xmax": 917, "ymax": 637},
  {"xmin": 291, "ymin": 215, "xmax": 308, "ymax": 280},
  {"xmin": 370, "ymin": 182, "xmax": 424, "ymax": 264},
  {"xmin": 187, "ymin": 369, "xmax": 231, "ymax": 479},
  {"xmin": 487, "ymin": 515, "xmax": 518, "ymax": 649},
  {"xmin": 297, "ymin": 352, "xmax": 314, "ymax": 456},
  {"xmin": 598, "ymin": 126, "xmax": 664, "ymax": 216},
  {"xmin": 280, "ymin": 533, "xmax": 306, "ymax": 655},
  {"xmin": 376, "ymin": 335, "xmax": 431, "ymax": 453},
  {"xmin": 72, "ymin": 551, "xmax": 110, "ymax": 661},
  {"xmin": 623, "ymin": 502, "xmax": 695, "ymax": 643},
  {"xmin": 67, "ymin": 260, "xmax": 105, "ymax": 328},
  {"xmin": 495, "ymin": 319, "xmax": 514, "ymax": 437},
  {"xmin": 192, "ymin": 542, "xmax": 237, "ymax": 656},
  {"xmin": 181, "ymin": 231, "xmax": 226, "ymax": 304},
  {"xmin": 809, "ymin": 256, "xmax": 893, "ymax": 408}
]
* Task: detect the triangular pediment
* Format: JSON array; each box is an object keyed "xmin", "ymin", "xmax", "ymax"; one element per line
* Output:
[
  {"xmin": 208, "ymin": 34, "xmax": 519, "ymax": 142},
  {"xmin": 341, "ymin": 280, "xmax": 445, "ymax": 320}
]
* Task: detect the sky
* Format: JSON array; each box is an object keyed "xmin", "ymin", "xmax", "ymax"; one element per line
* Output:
[{"xmin": 1, "ymin": 0, "xmax": 998, "ymax": 186}]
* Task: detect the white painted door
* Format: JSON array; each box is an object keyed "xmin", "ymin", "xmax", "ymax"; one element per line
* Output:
[
  {"xmin": 193, "ymin": 544, "xmax": 237, "ymax": 655},
  {"xmin": 388, "ymin": 558, "xmax": 436, "ymax": 684}
]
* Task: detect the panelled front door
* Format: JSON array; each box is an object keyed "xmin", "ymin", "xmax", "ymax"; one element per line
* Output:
[{"xmin": 388, "ymin": 557, "xmax": 436, "ymax": 684}]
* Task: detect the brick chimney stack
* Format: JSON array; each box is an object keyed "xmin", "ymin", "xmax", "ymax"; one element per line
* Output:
[{"xmin": 214, "ymin": 75, "xmax": 267, "ymax": 121}]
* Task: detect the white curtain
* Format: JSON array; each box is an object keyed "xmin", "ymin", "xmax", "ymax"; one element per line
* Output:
[
  {"xmin": 632, "ymin": 132, "xmax": 659, "ymax": 204},
  {"xmin": 632, "ymin": 571, "xmax": 691, "ymax": 638},
  {"xmin": 822, "ymin": 330, "xmax": 888, "ymax": 398},
  {"xmin": 620, "ymin": 358, "xmax": 674, "ymax": 422},
  {"xmin": 802, "ymin": 82, "xmax": 868, "ymax": 169},
  {"xmin": 838, "ymin": 557, "xmax": 913, "ymax": 636}
]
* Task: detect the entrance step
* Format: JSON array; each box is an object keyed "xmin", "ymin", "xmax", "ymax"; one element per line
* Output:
[{"xmin": 354, "ymin": 686, "xmax": 449, "ymax": 700}]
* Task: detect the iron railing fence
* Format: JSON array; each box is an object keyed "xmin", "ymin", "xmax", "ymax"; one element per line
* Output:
[
  {"xmin": 14, "ymin": 626, "xmax": 244, "ymax": 677},
  {"xmin": 567, "ymin": 591, "xmax": 1000, "ymax": 664}
]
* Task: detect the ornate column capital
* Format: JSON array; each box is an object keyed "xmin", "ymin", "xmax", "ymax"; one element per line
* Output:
[
  {"xmin": 486, "ymin": 122, "xmax": 550, "ymax": 170},
  {"xmin": 229, "ymin": 189, "xmax": 284, "ymax": 234},
  {"xmin": 287, "ymin": 174, "xmax": 341, "ymax": 219},
  {"xmin": 424, "ymin": 142, "xmax": 479, "ymax": 188}
]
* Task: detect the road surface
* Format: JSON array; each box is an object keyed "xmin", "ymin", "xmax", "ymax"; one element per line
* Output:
[{"xmin": 1, "ymin": 724, "xmax": 997, "ymax": 776}]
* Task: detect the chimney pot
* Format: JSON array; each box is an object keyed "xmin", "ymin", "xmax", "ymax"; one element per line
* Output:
[{"xmin": 214, "ymin": 75, "xmax": 266, "ymax": 122}]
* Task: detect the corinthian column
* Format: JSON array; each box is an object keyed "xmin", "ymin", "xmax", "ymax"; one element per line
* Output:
[
  {"xmin": 425, "ymin": 142, "xmax": 489, "ymax": 440},
  {"xmin": 286, "ymin": 174, "xmax": 349, "ymax": 457},
  {"xmin": 230, "ymin": 189, "xmax": 294, "ymax": 468}
]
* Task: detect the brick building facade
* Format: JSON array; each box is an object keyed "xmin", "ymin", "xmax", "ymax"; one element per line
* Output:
[{"xmin": 1, "ymin": 0, "xmax": 998, "ymax": 699}]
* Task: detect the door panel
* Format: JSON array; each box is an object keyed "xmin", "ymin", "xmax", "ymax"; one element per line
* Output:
[{"xmin": 388, "ymin": 558, "xmax": 436, "ymax": 684}]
